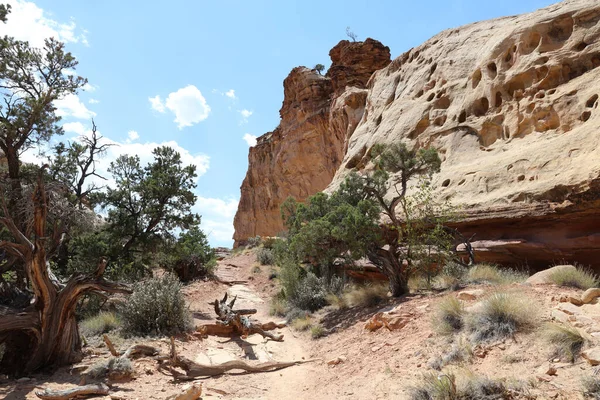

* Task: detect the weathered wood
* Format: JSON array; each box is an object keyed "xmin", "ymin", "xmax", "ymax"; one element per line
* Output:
[
  {"xmin": 205, "ymin": 293, "xmax": 284, "ymax": 341},
  {"xmin": 102, "ymin": 334, "xmax": 119, "ymax": 357},
  {"xmin": 35, "ymin": 383, "xmax": 109, "ymax": 400},
  {"xmin": 160, "ymin": 337, "xmax": 316, "ymax": 379}
]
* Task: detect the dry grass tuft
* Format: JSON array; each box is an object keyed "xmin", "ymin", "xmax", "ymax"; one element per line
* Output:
[
  {"xmin": 344, "ymin": 283, "xmax": 388, "ymax": 307},
  {"xmin": 291, "ymin": 315, "xmax": 313, "ymax": 332},
  {"xmin": 542, "ymin": 323, "xmax": 586, "ymax": 362},
  {"xmin": 310, "ymin": 324, "xmax": 326, "ymax": 339},
  {"xmin": 467, "ymin": 264, "xmax": 528, "ymax": 285},
  {"xmin": 548, "ymin": 265, "xmax": 599, "ymax": 289},
  {"xmin": 80, "ymin": 312, "xmax": 120, "ymax": 337},
  {"xmin": 432, "ymin": 296, "xmax": 465, "ymax": 336},
  {"xmin": 466, "ymin": 292, "xmax": 535, "ymax": 343}
]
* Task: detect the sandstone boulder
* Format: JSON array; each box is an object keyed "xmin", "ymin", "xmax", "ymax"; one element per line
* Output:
[
  {"xmin": 525, "ymin": 265, "xmax": 576, "ymax": 285},
  {"xmin": 582, "ymin": 348, "xmax": 600, "ymax": 365},
  {"xmin": 582, "ymin": 288, "xmax": 600, "ymax": 304}
]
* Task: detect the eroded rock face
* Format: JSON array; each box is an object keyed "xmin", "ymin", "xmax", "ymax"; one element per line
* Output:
[
  {"xmin": 235, "ymin": 0, "xmax": 600, "ymax": 268},
  {"xmin": 232, "ymin": 41, "xmax": 391, "ymax": 245},
  {"xmin": 328, "ymin": 0, "xmax": 600, "ymax": 268}
]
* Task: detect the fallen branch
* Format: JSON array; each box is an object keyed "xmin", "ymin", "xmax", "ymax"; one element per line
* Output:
[
  {"xmin": 102, "ymin": 334, "xmax": 119, "ymax": 357},
  {"xmin": 159, "ymin": 337, "xmax": 316, "ymax": 379},
  {"xmin": 35, "ymin": 383, "xmax": 109, "ymax": 400},
  {"xmin": 199, "ymin": 293, "xmax": 284, "ymax": 341}
]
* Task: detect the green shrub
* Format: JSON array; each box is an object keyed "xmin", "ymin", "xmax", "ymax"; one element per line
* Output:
[
  {"xmin": 345, "ymin": 283, "xmax": 388, "ymax": 307},
  {"xmin": 310, "ymin": 324, "xmax": 326, "ymax": 339},
  {"xmin": 256, "ymin": 247, "xmax": 275, "ymax": 265},
  {"xmin": 80, "ymin": 311, "xmax": 121, "ymax": 337},
  {"xmin": 542, "ymin": 323, "xmax": 585, "ymax": 362},
  {"xmin": 548, "ymin": 265, "xmax": 599, "ymax": 289},
  {"xmin": 466, "ymin": 292, "xmax": 534, "ymax": 343},
  {"xmin": 247, "ymin": 235, "xmax": 262, "ymax": 248},
  {"xmin": 289, "ymin": 272, "xmax": 327, "ymax": 312},
  {"xmin": 120, "ymin": 273, "xmax": 191, "ymax": 337},
  {"xmin": 443, "ymin": 261, "xmax": 469, "ymax": 280},
  {"xmin": 432, "ymin": 296, "xmax": 465, "ymax": 335}
]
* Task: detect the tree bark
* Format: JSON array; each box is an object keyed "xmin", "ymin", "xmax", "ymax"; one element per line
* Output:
[
  {"xmin": 367, "ymin": 247, "xmax": 409, "ymax": 297},
  {"xmin": 0, "ymin": 170, "xmax": 131, "ymax": 375}
]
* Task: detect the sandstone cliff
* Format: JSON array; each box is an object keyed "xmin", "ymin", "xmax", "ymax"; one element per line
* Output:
[
  {"xmin": 235, "ymin": 0, "xmax": 600, "ymax": 268},
  {"xmin": 328, "ymin": 0, "xmax": 600, "ymax": 268},
  {"xmin": 232, "ymin": 40, "xmax": 390, "ymax": 245}
]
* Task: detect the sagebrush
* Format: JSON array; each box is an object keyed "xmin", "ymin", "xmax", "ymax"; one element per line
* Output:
[
  {"xmin": 256, "ymin": 247, "xmax": 275, "ymax": 265},
  {"xmin": 120, "ymin": 273, "xmax": 191, "ymax": 336}
]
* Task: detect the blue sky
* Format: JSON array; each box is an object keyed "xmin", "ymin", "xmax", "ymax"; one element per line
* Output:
[{"xmin": 0, "ymin": 0, "xmax": 557, "ymax": 247}]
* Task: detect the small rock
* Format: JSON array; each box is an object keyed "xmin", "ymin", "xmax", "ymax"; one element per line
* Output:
[
  {"xmin": 458, "ymin": 289, "xmax": 485, "ymax": 301},
  {"xmin": 559, "ymin": 295, "xmax": 583, "ymax": 306},
  {"xmin": 16, "ymin": 377, "xmax": 31, "ymax": 383},
  {"xmin": 536, "ymin": 375, "xmax": 552, "ymax": 382},
  {"xmin": 551, "ymin": 309, "xmax": 570, "ymax": 324},
  {"xmin": 327, "ymin": 356, "xmax": 346, "ymax": 366},
  {"xmin": 582, "ymin": 288, "xmax": 600, "ymax": 304},
  {"xmin": 582, "ymin": 348, "xmax": 600, "ymax": 365},
  {"xmin": 556, "ymin": 302, "xmax": 581, "ymax": 315},
  {"xmin": 371, "ymin": 345, "xmax": 382, "ymax": 352}
]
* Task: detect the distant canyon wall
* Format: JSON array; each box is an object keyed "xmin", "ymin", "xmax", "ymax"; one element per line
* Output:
[{"xmin": 234, "ymin": 0, "xmax": 600, "ymax": 269}]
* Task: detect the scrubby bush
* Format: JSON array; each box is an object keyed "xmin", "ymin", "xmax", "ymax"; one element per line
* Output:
[
  {"xmin": 289, "ymin": 272, "xmax": 328, "ymax": 312},
  {"xmin": 247, "ymin": 235, "xmax": 262, "ymax": 248},
  {"xmin": 549, "ymin": 265, "xmax": 599, "ymax": 289},
  {"xmin": 120, "ymin": 273, "xmax": 191, "ymax": 337},
  {"xmin": 256, "ymin": 247, "xmax": 275, "ymax": 265},
  {"xmin": 431, "ymin": 340, "xmax": 472, "ymax": 370},
  {"xmin": 466, "ymin": 292, "xmax": 534, "ymax": 343},
  {"xmin": 432, "ymin": 296, "xmax": 465, "ymax": 335},
  {"xmin": 87, "ymin": 357, "xmax": 134, "ymax": 381},
  {"xmin": 409, "ymin": 373, "xmax": 513, "ymax": 400},
  {"xmin": 543, "ymin": 323, "xmax": 585, "ymax": 362},
  {"xmin": 80, "ymin": 311, "xmax": 121, "ymax": 337},
  {"xmin": 409, "ymin": 372, "xmax": 457, "ymax": 400}
]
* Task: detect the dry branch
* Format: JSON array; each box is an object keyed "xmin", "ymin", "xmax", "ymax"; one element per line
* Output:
[
  {"xmin": 35, "ymin": 383, "xmax": 109, "ymax": 400},
  {"xmin": 159, "ymin": 337, "xmax": 316, "ymax": 379},
  {"xmin": 198, "ymin": 293, "xmax": 284, "ymax": 341}
]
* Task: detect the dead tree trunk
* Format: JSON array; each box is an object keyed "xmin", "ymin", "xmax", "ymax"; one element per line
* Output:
[
  {"xmin": 0, "ymin": 168, "xmax": 130, "ymax": 375},
  {"xmin": 199, "ymin": 293, "xmax": 284, "ymax": 341}
]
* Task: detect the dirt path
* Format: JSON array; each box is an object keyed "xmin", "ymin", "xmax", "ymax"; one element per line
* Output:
[{"xmin": 184, "ymin": 252, "xmax": 319, "ymax": 399}]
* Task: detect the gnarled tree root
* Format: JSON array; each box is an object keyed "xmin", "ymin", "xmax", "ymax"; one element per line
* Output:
[{"xmin": 35, "ymin": 383, "xmax": 109, "ymax": 400}]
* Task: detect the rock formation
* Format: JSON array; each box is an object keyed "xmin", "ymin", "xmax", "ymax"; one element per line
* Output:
[
  {"xmin": 232, "ymin": 40, "xmax": 390, "ymax": 245},
  {"xmin": 235, "ymin": 0, "xmax": 600, "ymax": 269}
]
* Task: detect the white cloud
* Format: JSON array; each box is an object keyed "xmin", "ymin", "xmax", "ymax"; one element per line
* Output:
[
  {"xmin": 54, "ymin": 93, "xmax": 96, "ymax": 120},
  {"xmin": 243, "ymin": 133, "xmax": 257, "ymax": 147},
  {"xmin": 127, "ymin": 130, "xmax": 139, "ymax": 141},
  {"xmin": 83, "ymin": 83, "xmax": 96, "ymax": 92},
  {"xmin": 193, "ymin": 197, "xmax": 239, "ymax": 245},
  {"xmin": 164, "ymin": 85, "xmax": 211, "ymax": 129},
  {"xmin": 149, "ymin": 95, "xmax": 165, "ymax": 113},
  {"xmin": 0, "ymin": 0, "xmax": 88, "ymax": 48},
  {"xmin": 225, "ymin": 89, "xmax": 236, "ymax": 99},
  {"xmin": 89, "ymin": 98, "xmax": 100, "ymax": 104},
  {"xmin": 239, "ymin": 109, "xmax": 252, "ymax": 124},
  {"xmin": 62, "ymin": 121, "xmax": 87, "ymax": 135}
]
